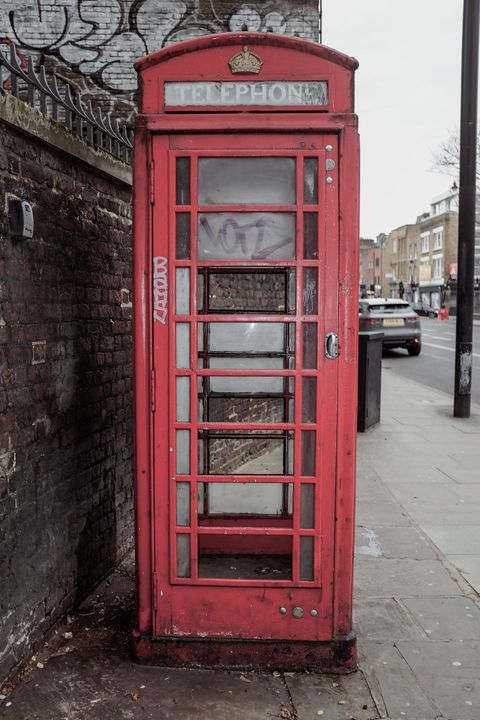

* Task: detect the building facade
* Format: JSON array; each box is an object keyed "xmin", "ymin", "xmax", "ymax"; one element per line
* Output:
[
  {"xmin": 359, "ymin": 236, "xmax": 384, "ymax": 296},
  {"xmin": 382, "ymin": 189, "xmax": 460, "ymax": 312}
]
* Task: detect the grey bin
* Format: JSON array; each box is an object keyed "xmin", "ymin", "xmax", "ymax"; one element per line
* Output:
[{"xmin": 357, "ymin": 331, "xmax": 383, "ymax": 432}]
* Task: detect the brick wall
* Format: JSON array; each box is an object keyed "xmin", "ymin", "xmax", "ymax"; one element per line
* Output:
[
  {"xmin": 0, "ymin": 96, "xmax": 133, "ymax": 682},
  {"xmin": 0, "ymin": 0, "xmax": 320, "ymax": 121}
]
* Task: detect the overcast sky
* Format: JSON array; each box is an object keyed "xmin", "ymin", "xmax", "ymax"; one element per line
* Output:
[{"xmin": 324, "ymin": 1, "xmax": 465, "ymax": 238}]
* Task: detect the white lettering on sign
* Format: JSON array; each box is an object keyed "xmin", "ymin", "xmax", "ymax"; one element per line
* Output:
[
  {"xmin": 164, "ymin": 81, "xmax": 328, "ymax": 107},
  {"xmin": 153, "ymin": 256, "xmax": 168, "ymax": 324}
]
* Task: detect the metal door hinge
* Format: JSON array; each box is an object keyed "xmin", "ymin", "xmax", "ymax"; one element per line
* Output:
[
  {"xmin": 151, "ymin": 368, "xmax": 156, "ymax": 412},
  {"xmin": 325, "ymin": 332, "xmax": 339, "ymax": 359},
  {"xmin": 149, "ymin": 160, "xmax": 155, "ymax": 205}
]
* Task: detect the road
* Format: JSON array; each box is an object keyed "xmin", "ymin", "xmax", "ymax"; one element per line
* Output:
[{"xmin": 382, "ymin": 317, "xmax": 480, "ymax": 407}]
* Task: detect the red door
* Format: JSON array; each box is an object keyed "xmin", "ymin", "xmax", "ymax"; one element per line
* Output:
[{"xmin": 152, "ymin": 133, "xmax": 339, "ymax": 640}]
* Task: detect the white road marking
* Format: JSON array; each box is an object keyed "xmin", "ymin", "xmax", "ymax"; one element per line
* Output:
[{"xmin": 422, "ymin": 341, "xmax": 480, "ymax": 358}]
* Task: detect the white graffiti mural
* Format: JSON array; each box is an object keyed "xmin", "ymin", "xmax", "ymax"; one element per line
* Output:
[{"xmin": 0, "ymin": 1, "xmax": 318, "ymax": 118}]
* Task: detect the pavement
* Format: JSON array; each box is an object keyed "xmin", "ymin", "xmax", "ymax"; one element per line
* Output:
[{"xmin": 1, "ymin": 368, "xmax": 480, "ymax": 720}]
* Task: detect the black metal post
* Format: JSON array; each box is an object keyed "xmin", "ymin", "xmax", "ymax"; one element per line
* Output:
[{"xmin": 454, "ymin": 0, "xmax": 480, "ymax": 417}]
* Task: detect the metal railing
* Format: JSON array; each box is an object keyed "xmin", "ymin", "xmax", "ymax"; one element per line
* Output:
[{"xmin": 0, "ymin": 42, "xmax": 133, "ymax": 163}]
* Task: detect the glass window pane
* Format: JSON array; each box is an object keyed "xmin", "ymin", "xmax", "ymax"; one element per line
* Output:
[
  {"xmin": 302, "ymin": 323, "xmax": 317, "ymax": 369},
  {"xmin": 300, "ymin": 484, "xmax": 315, "ymax": 528},
  {"xmin": 198, "ymin": 397, "xmax": 204, "ymax": 423},
  {"xmin": 198, "ymin": 157, "xmax": 295, "ymax": 205},
  {"xmin": 199, "ymin": 431, "xmax": 291, "ymax": 475},
  {"xmin": 302, "ymin": 377, "xmax": 317, "ymax": 423},
  {"xmin": 176, "ymin": 268, "xmax": 190, "ymax": 315},
  {"xmin": 304, "ymin": 212, "xmax": 318, "ymax": 260},
  {"xmin": 176, "ymin": 534, "xmax": 191, "ymax": 578},
  {"xmin": 176, "ymin": 429, "xmax": 190, "ymax": 475},
  {"xmin": 208, "ymin": 369, "xmax": 284, "ymax": 394},
  {"xmin": 303, "ymin": 267, "xmax": 318, "ymax": 315},
  {"xmin": 304, "ymin": 158, "xmax": 318, "ymax": 204},
  {"xmin": 197, "ymin": 272, "xmax": 205, "ymax": 313},
  {"xmin": 202, "ymin": 271, "xmax": 289, "ymax": 313},
  {"xmin": 301, "ymin": 430, "xmax": 316, "ymax": 476},
  {"xmin": 176, "ymin": 157, "xmax": 190, "ymax": 205},
  {"xmin": 300, "ymin": 536, "xmax": 314, "ymax": 581},
  {"xmin": 198, "ymin": 213, "xmax": 295, "ymax": 260},
  {"xmin": 176, "ymin": 376, "xmax": 190, "ymax": 422},
  {"xmin": 208, "ymin": 322, "xmax": 286, "ymax": 352},
  {"xmin": 199, "ymin": 482, "xmax": 292, "ymax": 517},
  {"xmin": 207, "ymin": 396, "xmax": 287, "ymax": 424},
  {"xmin": 288, "ymin": 270, "xmax": 296, "ymax": 313},
  {"xmin": 176, "ymin": 323, "xmax": 190, "ymax": 369},
  {"xmin": 208, "ymin": 356, "xmax": 284, "ymax": 374},
  {"xmin": 176, "ymin": 482, "xmax": 190, "ymax": 526},
  {"xmin": 176, "ymin": 212, "xmax": 190, "ymax": 259}
]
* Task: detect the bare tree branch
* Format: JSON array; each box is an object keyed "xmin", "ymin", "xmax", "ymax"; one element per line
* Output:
[{"xmin": 432, "ymin": 129, "xmax": 480, "ymax": 182}]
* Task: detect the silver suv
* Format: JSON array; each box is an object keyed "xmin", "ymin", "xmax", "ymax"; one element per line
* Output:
[{"xmin": 359, "ymin": 298, "xmax": 422, "ymax": 356}]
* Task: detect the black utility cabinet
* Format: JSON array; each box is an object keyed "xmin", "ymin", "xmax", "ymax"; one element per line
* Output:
[{"xmin": 357, "ymin": 331, "xmax": 383, "ymax": 432}]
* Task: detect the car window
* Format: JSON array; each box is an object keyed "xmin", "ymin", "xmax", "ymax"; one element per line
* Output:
[{"xmin": 369, "ymin": 303, "xmax": 411, "ymax": 314}]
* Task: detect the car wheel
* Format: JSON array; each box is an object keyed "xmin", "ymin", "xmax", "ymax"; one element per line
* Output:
[
  {"xmin": 428, "ymin": 312, "xmax": 436, "ymax": 319},
  {"xmin": 408, "ymin": 345, "xmax": 421, "ymax": 356}
]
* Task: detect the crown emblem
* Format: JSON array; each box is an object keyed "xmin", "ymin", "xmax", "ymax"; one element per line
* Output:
[{"xmin": 228, "ymin": 47, "xmax": 263, "ymax": 75}]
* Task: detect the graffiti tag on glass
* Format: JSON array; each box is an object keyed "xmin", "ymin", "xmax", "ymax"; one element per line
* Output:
[{"xmin": 198, "ymin": 214, "xmax": 295, "ymax": 260}]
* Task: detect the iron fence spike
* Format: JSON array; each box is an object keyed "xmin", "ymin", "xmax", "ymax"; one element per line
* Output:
[{"xmin": 1, "ymin": 41, "xmax": 131, "ymax": 162}]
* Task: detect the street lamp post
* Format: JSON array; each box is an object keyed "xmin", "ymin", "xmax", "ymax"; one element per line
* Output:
[{"xmin": 454, "ymin": 0, "xmax": 480, "ymax": 418}]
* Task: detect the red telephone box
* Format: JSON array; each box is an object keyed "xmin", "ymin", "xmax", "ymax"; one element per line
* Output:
[{"xmin": 132, "ymin": 33, "xmax": 359, "ymax": 671}]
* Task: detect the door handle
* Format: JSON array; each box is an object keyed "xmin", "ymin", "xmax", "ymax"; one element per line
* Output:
[{"xmin": 324, "ymin": 332, "xmax": 339, "ymax": 359}]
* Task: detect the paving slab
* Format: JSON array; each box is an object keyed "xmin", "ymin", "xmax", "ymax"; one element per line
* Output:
[
  {"xmin": 412, "ymin": 676, "xmax": 480, "ymax": 720},
  {"xmin": 370, "ymin": 462, "xmax": 457, "ymax": 485},
  {"xmin": 355, "ymin": 498, "xmax": 411, "ymax": 527},
  {"xmin": 397, "ymin": 641, "xmax": 480, "ymax": 719},
  {"xmin": 285, "ymin": 670, "xmax": 379, "ymax": 720},
  {"xmin": 356, "ymin": 525, "xmax": 437, "ymax": 560},
  {"xmin": 354, "ymin": 557, "xmax": 463, "ymax": 599},
  {"xmin": 401, "ymin": 597, "xmax": 480, "ymax": 640},
  {"xmin": 387, "ymin": 483, "xmax": 480, "ymax": 526},
  {"xmin": 397, "ymin": 640, "xmax": 480, "ymax": 681},
  {"xmin": 353, "ymin": 599, "xmax": 425, "ymax": 641},
  {"xmin": 421, "ymin": 525, "xmax": 480, "ymax": 555},
  {"xmin": 446, "ymin": 555, "xmax": 480, "ymax": 593},
  {"xmin": 359, "ymin": 642, "xmax": 439, "ymax": 720},
  {"xmin": 442, "ymin": 466, "xmax": 480, "ymax": 483}
]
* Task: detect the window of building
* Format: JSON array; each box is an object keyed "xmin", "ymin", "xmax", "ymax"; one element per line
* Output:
[
  {"xmin": 393, "ymin": 238, "xmax": 398, "ymax": 253},
  {"xmin": 414, "ymin": 244, "xmax": 418, "ymax": 259},
  {"xmin": 433, "ymin": 227, "xmax": 443, "ymax": 250},
  {"xmin": 432, "ymin": 256, "xmax": 443, "ymax": 279},
  {"xmin": 375, "ymin": 256, "xmax": 380, "ymax": 267},
  {"xmin": 421, "ymin": 232, "xmax": 430, "ymax": 253}
]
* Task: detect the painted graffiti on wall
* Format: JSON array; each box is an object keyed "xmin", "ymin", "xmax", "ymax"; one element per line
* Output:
[
  {"xmin": 0, "ymin": 1, "xmax": 319, "ymax": 120},
  {"xmin": 153, "ymin": 256, "xmax": 168, "ymax": 324}
]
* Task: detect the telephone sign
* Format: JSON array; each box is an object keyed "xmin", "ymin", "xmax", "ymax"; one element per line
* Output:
[
  {"xmin": 132, "ymin": 33, "xmax": 360, "ymax": 672},
  {"xmin": 165, "ymin": 80, "xmax": 329, "ymax": 107}
]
